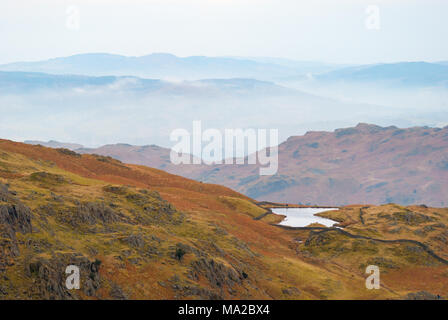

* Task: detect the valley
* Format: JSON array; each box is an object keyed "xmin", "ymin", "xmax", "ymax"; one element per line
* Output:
[
  {"xmin": 64, "ymin": 123, "xmax": 448, "ymax": 207},
  {"xmin": 0, "ymin": 139, "xmax": 446, "ymax": 299},
  {"xmin": 2, "ymin": 0, "xmax": 448, "ymax": 304}
]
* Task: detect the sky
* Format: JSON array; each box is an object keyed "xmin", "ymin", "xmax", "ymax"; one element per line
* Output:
[{"xmin": 0, "ymin": 0, "xmax": 447, "ymax": 65}]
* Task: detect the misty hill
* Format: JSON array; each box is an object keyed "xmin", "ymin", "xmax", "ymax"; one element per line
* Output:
[
  {"xmin": 316, "ymin": 62, "xmax": 448, "ymax": 88},
  {"xmin": 0, "ymin": 71, "xmax": 163, "ymax": 93},
  {"xmin": 76, "ymin": 124, "xmax": 448, "ymax": 207},
  {"xmin": 3, "ymin": 54, "xmax": 445, "ymax": 88},
  {"xmin": 225, "ymin": 56, "xmax": 344, "ymax": 74},
  {"xmin": 3, "ymin": 70, "xmax": 401, "ymax": 148},
  {"xmin": 0, "ymin": 70, "xmax": 294, "ymax": 95},
  {"xmin": 0, "ymin": 53, "xmax": 324, "ymax": 81},
  {"xmin": 24, "ymin": 140, "xmax": 84, "ymax": 151}
]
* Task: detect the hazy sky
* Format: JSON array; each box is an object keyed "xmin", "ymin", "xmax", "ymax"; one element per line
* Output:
[{"xmin": 0, "ymin": 0, "xmax": 447, "ymax": 64}]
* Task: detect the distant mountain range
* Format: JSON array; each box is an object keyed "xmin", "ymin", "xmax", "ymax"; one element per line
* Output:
[
  {"xmin": 0, "ymin": 70, "xmax": 295, "ymax": 95},
  {"xmin": 0, "ymin": 71, "xmax": 162, "ymax": 94},
  {"xmin": 28, "ymin": 123, "xmax": 448, "ymax": 207},
  {"xmin": 24, "ymin": 140, "xmax": 83, "ymax": 150},
  {"xmin": 6, "ymin": 54, "xmax": 448, "ymax": 201},
  {"xmin": 225, "ymin": 56, "xmax": 345, "ymax": 74},
  {"xmin": 316, "ymin": 62, "xmax": 448, "ymax": 87},
  {"xmin": 2, "ymin": 53, "xmax": 448, "ymax": 88},
  {"xmin": 0, "ymin": 53, "xmax": 330, "ymax": 81},
  {"xmin": 5, "ymin": 69, "xmax": 405, "ymax": 148}
]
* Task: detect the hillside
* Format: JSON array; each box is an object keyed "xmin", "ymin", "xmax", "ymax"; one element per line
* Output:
[
  {"xmin": 1, "ymin": 139, "xmax": 447, "ymax": 299},
  {"xmin": 222, "ymin": 123, "xmax": 448, "ymax": 206},
  {"xmin": 258, "ymin": 203, "xmax": 448, "ymax": 298},
  {"xmin": 74, "ymin": 123, "xmax": 448, "ymax": 207}
]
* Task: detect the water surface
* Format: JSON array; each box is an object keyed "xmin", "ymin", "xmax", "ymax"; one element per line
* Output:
[{"xmin": 272, "ymin": 207, "xmax": 339, "ymax": 227}]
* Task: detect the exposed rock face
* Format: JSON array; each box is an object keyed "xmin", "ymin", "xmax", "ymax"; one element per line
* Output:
[
  {"xmin": 25, "ymin": 254, "xmax": 101, "ymax": 300},
  {"xmin": 133, "ymin": 199, "xmax": 180, "ymax": 226},
  {"xmin": 76, "ymin": 202, "xmax": 121, "ymax": 225},
  {"xmin": 0, "ymin": 184, "xmax": 33, "ymax": 270},
  {"xmin": 305, "ymin": 230, "xmax": 334, "ymax": 247},
  {"xmin": 158, "ymin": 257, "xmax": 250, "ymax": 300},
  {"xmin": 190, "ymin": 258, "xmax": 244, "ymax": 289},
  {"xmin": 119, "ymin": 233, "xmax": 161, "ymax": 258},
  {"xmin": 0, "ymin": 183, "xmax": 9, "ymax": 201},
  {"xmin": 390, "ymin": 210, "xmax": 434, "ymax": 225},
  {"xmin": 0, "ymin": 203, "xmax": 33, "ymax": 235},
  {"xmin": 60, "ymin": 202, "xmax": 122, "ymax": 227},
  {"xmin": 122, "ymin": 234, "xmax": 145, "ymax": 248}
]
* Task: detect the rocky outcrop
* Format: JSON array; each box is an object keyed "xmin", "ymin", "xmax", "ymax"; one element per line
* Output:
[
  {"xmin": 389, "ymin": 210, "xmax": 434, "ymax": 226},
  {"xmin": 62, "ymin": 202, "xmax": 122, "ymax": 227},
  {"xmin": 25, "ymin": 254, "xmax": 102, "ymax": 300},
  {"xmin": 0, "ymin": 185, "xmax": 33, "ymax": 270},
  {"xmin": 189, "ymin": 258, "xmax": 245, "ymax": 290},
  {"xmin": 119, "ymin": 233, "xmax": 161, "ymax": 258},
  {"xmin": 305, "ymin": 230, "xmax": 334, "ymax": 247},
  {"xmin": 0, "ymin": 236, "xmax": 18, "ymax": 270},
  {"xmin": 0, "ymin": 203, "xmax": 33, "ymax": 235},
  {"xmin": 134, "ymin": 199, "xmax": 180, "ymax": 226},
  {"xmin": 122, "ymin": 234, "xmax": 145, "ymax": 248},
  {"xmin": 0, "ymin": 183, "xmax": 9, "ymax": 201}
]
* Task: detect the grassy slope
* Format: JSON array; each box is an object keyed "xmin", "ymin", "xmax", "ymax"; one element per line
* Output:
[
  {"xmin": 0, "ymin": 139, "xmax": 446, "ymax": 299},
  {"xmin": 262, "ymin": 205, "xmax": 448, "ymax": 297}
]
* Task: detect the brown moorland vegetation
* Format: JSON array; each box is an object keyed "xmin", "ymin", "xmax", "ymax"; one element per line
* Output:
[{"xmin": 0, "ymin": 139, "xmax": 447, "ymax": 299}]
